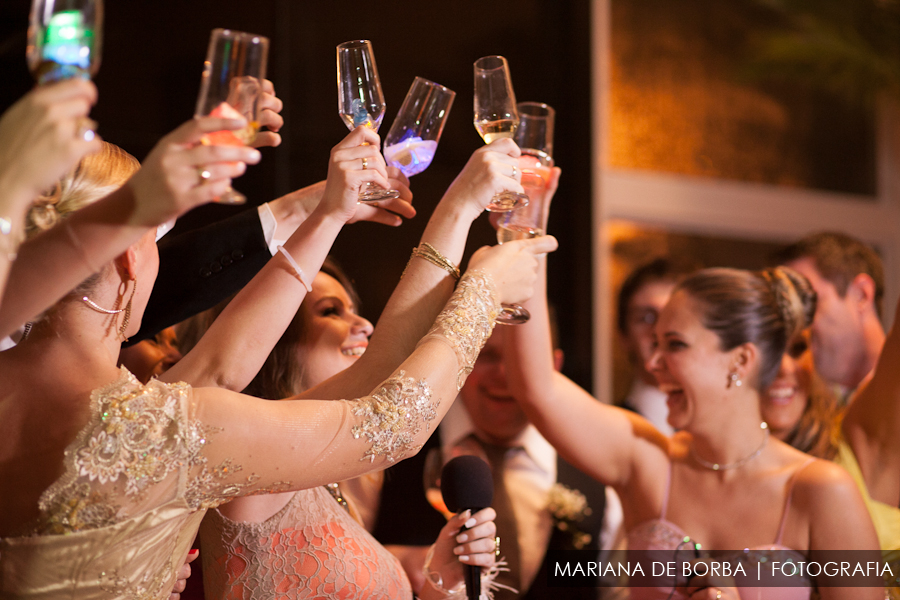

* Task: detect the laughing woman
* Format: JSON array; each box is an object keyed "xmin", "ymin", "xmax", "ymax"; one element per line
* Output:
[{"xmin": 504, "ymin": 237, "xmax": 880, "ymax": 597}]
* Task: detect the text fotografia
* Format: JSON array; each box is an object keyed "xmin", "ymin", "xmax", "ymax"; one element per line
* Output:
[{"xmin": 545, "ymin": 550, "xmax": 894, "ymax": 589}]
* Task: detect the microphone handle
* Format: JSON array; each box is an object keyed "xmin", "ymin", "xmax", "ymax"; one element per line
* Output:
[{"xmin": 459, "ymin": 519, "xmax": 482, "ymax": 600}]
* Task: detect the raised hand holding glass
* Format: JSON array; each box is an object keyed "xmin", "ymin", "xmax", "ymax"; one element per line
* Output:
[
  {"xmin": 473, "ymin": 55, "xmax": 528, "ymax": 212},
  {"xmin": 337, "ymin": 39, "xmax": 400, "ymax": 203},
  {"xmin": 195, "ymin": 28, "xmax": 269, "ymax": 205}
]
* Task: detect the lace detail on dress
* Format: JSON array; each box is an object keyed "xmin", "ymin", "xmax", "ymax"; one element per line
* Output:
[
  {"xmin": 199, "ymin": 486, "xmax": 412, "ymax": 600},
  {"xmin": 419, "ymin": 269, "xmax": 500, "ymax": 390},
  {"xmin": 350, "ymin": 370, "xmax": 437, "ymax": 463},
  {"xmin": 36, "ymin": 368, "xmax": 208, "ymax": 533}
]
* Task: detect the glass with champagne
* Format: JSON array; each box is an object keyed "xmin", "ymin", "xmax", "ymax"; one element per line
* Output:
[
  {"xmin": 496, "ymin": 102, "xmax": 556, "ymax": 243},
  {"xmin": 473, "ymin": 55, "xmax": 528, "ymax": 212},
  {"xmin": 336, "ymin": 39, "xmax": 400, "ymax": 203},
  {"xmin": 195, "ymin": 28, "xmax": 269, "ymax": 205}
]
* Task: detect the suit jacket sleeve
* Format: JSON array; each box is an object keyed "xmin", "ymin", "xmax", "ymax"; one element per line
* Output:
[{"xmin": 128, "ymin": 208, "xmax": 270, "ymax": 345}]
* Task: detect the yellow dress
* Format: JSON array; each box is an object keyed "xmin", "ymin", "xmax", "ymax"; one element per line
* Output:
[{"xmin": 833, "ymin": 438, "xmax": 900, "ymax": 598}]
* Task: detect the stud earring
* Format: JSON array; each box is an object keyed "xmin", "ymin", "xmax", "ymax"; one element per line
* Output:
[{"xmin": 729, "ymin": 371, "xmax": 742, "ymax": 388}]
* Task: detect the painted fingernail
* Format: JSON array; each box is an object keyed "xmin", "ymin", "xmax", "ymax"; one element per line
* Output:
[
  {"xmin": 464, "ymin": 518, "xmax": 477, "ymax": 529},
  {"xmin": 189, "ymin": 549, "xmax": 199, "ymax": 556},
  {"xmin": 459, "ymin": 555, "xmax": 469, "ymax": 562},
  {"xmin": 457, "ymin": 533, "xmax": 468, "ymax": 543}
]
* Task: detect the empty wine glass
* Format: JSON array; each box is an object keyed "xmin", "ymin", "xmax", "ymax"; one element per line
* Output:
[
  {"xmin": 473, "ymin": 55, "xmax": 527, "ymax": 212},
  {"xmin": 195, "ymin": 28, "xmax": 269, "ymax": 205},
  {"xmin": 383, "ymin": 77, "xmax": 455, "ymax": 178},
  {"xmin": 27, "ymin": 0, "xmax": 102, "ymax": 85},
  {"xmin": 494, "ymin": 102, "xmax": 556, "ymax": 325},
  {"xmin": 337, "ymin": 39, "xmax": 400, "ymax": 203}
]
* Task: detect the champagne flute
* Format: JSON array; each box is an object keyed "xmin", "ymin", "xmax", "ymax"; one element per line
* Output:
[
  {"xmin": 336, "ymin": 39, "xmax": 400, "ymax": 203},
  {"xmin": 494, "ymin": 102, "xmax": 556, "ymax": 325},
  {"xmin": 383, "ymin": 77, "xmax": 455, "ymax": 178},
  {"xmin": 27, "ymin": 0, "xmax": 102, "ymax": 85},
  {"xmin": 473, "ymin": 55, "xmax": 528, "ymax": 212},
  {"xmin": 195, "ymin": 28, "xmax": 269, "ymax": 205}
]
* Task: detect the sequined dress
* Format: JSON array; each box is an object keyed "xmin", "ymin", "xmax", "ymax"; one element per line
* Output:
[{"xmin": 199, "ymin": 486, "xmax": 411, "ymax": 599}]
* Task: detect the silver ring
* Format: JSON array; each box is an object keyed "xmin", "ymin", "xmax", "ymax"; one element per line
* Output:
[
  {"xmin": 494, "ymin": 536, "xmax": 500, "ymax": 558},
  {"xmin": 197, "ymin": 167, "xmax": 212, "ymax": 184},
  {"xmin": 361, "ymin": 157, "xmax": 368, "ymax": 170},
  {"xmin": 511, "ymin": 165, "xmax": 517, "ymax": 179},
  {"xmin": 715, "ymin": 590, "xmax": 722, "ymax": 600}
]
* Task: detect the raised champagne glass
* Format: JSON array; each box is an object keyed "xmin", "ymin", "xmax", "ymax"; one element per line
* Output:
[
  {"xmin": 494, "ymin": 102, "xmax": 556, "ymax": 325},
  {"xmin": 27, "ymin": 0, "xmax": 102, "ymax": 84},
  {"xmin": 473, "ymin": 55, "xmax": 528, "ymax": 212},
  {"xmin": 195, "ymin": 28, "xmax": 269, "ymax": 205},
  {"xmin": 383, "ymin": 77, "xmax": 455, "ymax": 178},
  {"xmin": 336, "ymin": 39, "xmax": 400, "ymax": 203}
]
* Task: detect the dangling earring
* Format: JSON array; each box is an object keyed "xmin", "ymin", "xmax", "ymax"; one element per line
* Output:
[
  {"xmin": 118, "ymin": 277, "xmax": 136, "ymax": 342},
  {"xmin": 729, "ymin": 371, "xmax": 742, "ymax": 388}
]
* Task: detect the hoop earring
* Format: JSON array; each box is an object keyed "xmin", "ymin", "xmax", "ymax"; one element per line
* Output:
[
  {"xmin": 119, "ymin": 277, "xmax": 136, "ymax": 342},
  {"xmin": 729, "ymin": 371, "xmax": 742, "ymax": 388}
]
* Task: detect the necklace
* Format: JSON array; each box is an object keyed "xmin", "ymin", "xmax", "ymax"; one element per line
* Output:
[
  {"xmin": 81, "ymin": 296, "xmax": 124, "ymax": 314},
  {"xmin": 691, "ymin": 422, "xmax": 770, "ymax": 471},
  {"xmin": 325, "ymin": 482, "xmax": 350, "ymax": 513}
]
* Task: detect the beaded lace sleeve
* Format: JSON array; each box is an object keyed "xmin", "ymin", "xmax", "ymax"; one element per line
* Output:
[{"xmin": 417, "ymin": 269, "xmax": 501, "ymax": 390}]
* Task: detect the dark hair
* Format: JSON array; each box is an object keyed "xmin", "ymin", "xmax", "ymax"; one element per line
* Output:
[
  {"xmin": 775, "ymin": 231, "xmax": 884, "ymax": 318},
  {"xmin": 176, "ymin": 257, "xmax": 359, "ymax": 399},
  {"xmin": 616, "ymin": 258, "xmax": 690, "ymax": 335},
  {"xmin": 677, "ymin": 266, "xmax": 817, "ymax": 390}
]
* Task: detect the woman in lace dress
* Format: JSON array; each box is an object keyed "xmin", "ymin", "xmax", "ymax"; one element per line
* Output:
[
  {"xmin": 0, "ymin": 119, "xmax": 554, "ymax": 600},
  {"xmin": 185, "ymin": 258, "xmax": 499, "ymax": 600},
  {"xmin": 497, "ymin": 184, "xmax": 880, "ymax": 599}
]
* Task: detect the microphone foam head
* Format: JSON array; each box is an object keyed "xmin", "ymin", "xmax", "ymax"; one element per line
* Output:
[{"xmin": 441, "ymin": 455, "xmax": 494, "ymax": 513}]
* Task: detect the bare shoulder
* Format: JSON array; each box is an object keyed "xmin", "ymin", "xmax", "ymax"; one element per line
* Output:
[{"xmin": 791, "ymin": 457, "xmax": 866, "ymax": 515}]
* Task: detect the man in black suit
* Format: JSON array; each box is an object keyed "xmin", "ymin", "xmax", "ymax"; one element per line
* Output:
[{"xmin": 373, "ymin": 325, "xmax": 609, "ymax": 600}]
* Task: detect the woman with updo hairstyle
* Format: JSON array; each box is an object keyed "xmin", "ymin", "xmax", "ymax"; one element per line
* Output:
[{"xmin": 505, "ymin": 262, "xmax": 881, "ymax": 600}]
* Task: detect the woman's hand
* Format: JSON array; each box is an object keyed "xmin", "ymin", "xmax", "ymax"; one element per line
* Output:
[
  {"xmin": 467, "ymin": 236, "xmax": 558, "ymax": 305},
  {"xmin": 348, "ymin": 166, "xmax": 415, "ymax": 226},
  {"xmin": 169, "ymin": 548, "xmax": 199, "ymax": 600},
  {"xmin": 0, "ymin": 79, "xmax": 101, "ymax": 202},
  {"xmin": 438, "ymin": 138, "xmax": 523, "ymax": 223},
  {"xmin": 250, "ymin": 79, "xmax": 284, "ymax": 149},
  {"xmin": 126, "ymin": 116, "xmax": 262, "ymax": 228},
  {"xmin": 427, "ymin": 508, "xmax": 498, "ymax": 591},
  {"xmin": 316, "ymin": 126, "xmax": 396, "ymax": 224}
]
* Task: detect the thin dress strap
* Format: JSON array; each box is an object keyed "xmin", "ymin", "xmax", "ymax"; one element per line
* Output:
[
  {"xmin": 774, "ymin": 458, "xmax": 816, "ymax": 545},
  {"xmin": 660, "ymin": 459, "xmax": 674, "ymax": 520}
]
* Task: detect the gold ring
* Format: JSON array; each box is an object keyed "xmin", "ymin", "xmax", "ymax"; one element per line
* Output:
[
  {"xmin": 494, "ymin": 536, "xmax": 500, "ymax": 558},
  {"xmin": 76, "ymin": 117, "xmax": 97, "ymax": 142},
  {"xmin": 361, "ymin": 157, "xmax": 368, "ymax": 170},
  {"xmin": 197, "ymin": 167, "xmax": 212, "ymax": 184},
  {"xmin": 715, "ymin": 590, "xmax": 722, "ymax": 599}
]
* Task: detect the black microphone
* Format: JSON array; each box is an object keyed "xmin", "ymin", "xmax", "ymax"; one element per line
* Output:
[{"xmin": 441, "ymin": 455, "xmax": 494, "ymax": 600}]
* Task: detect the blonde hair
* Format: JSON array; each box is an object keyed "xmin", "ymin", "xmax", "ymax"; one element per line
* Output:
[{"xmin": 27, "ymin": 142, "xmax": 140, "ymax": 238}]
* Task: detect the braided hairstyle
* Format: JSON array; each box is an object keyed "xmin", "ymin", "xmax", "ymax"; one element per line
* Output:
[{"xmin": 676, "ymin": 266, "xmax": 817, "ymax": 390}]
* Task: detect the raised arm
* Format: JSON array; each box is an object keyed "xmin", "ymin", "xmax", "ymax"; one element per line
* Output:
[
  {"xmin": 503, "ymin": 170, "xmax": 667, "ymax": 492},
  {"xmin": 841, "ymin": 295, "xmax": 900, "ymax": 506},
  {"xmin": 0, "ymin": 116, "xmax": 261, "ymax": 338},
  {"xmin": 189, "ymin": 236, "xmax": 556, "ymax": 497},
  {"xmin": 162, "ymin": 126, "xmax": 411, "ymax": 389},
  {"xmin": 0, "ymin": 80, "xmax": 101, "ymax": 309},
  {"xmin": 301, "ymin": 138, "xmax": 526, "ymax": 401}
]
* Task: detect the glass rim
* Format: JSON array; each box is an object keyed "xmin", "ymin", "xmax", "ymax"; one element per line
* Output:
[
  {"xmin": 517, "ymin": 101, "xmax": 555, "ymax": 118},
  {"xmin": 337, "ymin": 39, "xmax": 372, "ymax": 50},
  {"xmin": 473, "ymin": 55, "xmax": 508, "ymax": 71},
  {"xmin": 210, "ymin": 28, "xmax": 269, "ymax": 44},
  {"xmin": 412, "ymin": 76, "xmax": 456, "ymax": 97}
]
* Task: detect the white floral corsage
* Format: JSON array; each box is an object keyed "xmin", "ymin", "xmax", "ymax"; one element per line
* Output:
[{"xmin": 546, "ymin": 483, "xmax": 593, "ymax": 550}]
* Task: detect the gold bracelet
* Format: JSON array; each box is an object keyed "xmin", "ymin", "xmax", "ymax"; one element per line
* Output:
[{"xmin": 409, "ymin": 242, "xmax": 460, "ymax": 280}]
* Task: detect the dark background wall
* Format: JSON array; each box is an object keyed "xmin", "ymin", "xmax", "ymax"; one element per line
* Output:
[{"xmin": 0, "ymin": 0, "xmax": 594, "ymax": 391}]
